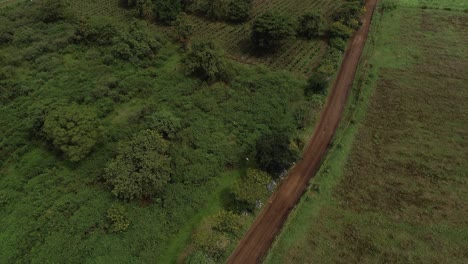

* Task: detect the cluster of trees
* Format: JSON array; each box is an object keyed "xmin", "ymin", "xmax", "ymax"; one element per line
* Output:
[
  {"xmin": 187, "ymin": 0, "xmax": 252, "ymax": 22},
  {"xmin": 250, "ymin": 1, "xmax": 364, "ymax": 52}
]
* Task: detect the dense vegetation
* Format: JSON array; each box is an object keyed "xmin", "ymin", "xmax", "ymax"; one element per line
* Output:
[
  {"xmin": 267, "ymin": 1, "xmax": 468, "ymax": 263},
  {"xmin": 0, "ymin": 0, "xmax": 364, "ymax": 262}
]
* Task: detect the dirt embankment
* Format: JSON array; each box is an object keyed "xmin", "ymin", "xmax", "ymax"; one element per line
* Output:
[{"xmin": 227, "ymin": 0, "xmax": 378, "ymax": 263}]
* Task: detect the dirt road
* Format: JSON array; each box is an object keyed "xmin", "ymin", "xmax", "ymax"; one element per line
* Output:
[{"xmin": 227, "ymin": 0, "xmax": 378, "ymax": 263}]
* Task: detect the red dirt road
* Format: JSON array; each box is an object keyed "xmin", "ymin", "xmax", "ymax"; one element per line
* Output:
[{"xmin": 227, "ymin": 0, "xmax": 378, "ymax": 263}]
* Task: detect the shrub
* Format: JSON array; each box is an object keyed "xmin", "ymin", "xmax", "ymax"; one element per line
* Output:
[
  {"xmin": 329, "ymin": 21, "xmax": 354, "ymax": 39},
  {"xmin": 104, "ymin": 130, "xmax": 171, "ymax": 200},
  {"xmin": 226, "ymin": 0, "xmax": 251, "ymax": 22},
  {"xmin": 255, "ymin": 132, "xmax": 298, "ymax": 175},
  {"xmin": 38, "ymin": 0, "xmax": 67, "ymax": 23},
  {"xmin": 172, "ymin": 13, "xmax": 194, "ymax": 43},
  {"xmin": 251, "ymin": 12, "xmax": 295, "ymax": 50},
  {"xmin": 232, "ymin": 169, "xmax": 271, "ymax": 210},
  {"xmin": 183, "ymin": 41, "xmax": 229, "ymax": 82},
  {"xmin": 145, "ymin": 109, "xmax": 181, "ymax": 139},
  {"xmin": 106, "ymin": 205, "xmax": 131, "ymax": 233},
  {"xmin": 305, "ymin": 73, "xmax": 328, "ymax": 96},
  {"xmin": 42, "ymin": 104, "xmax": 100, "ymax": 162},
  {"xmin": 297, "ymin": 12, "xmax": 326, "ymax": 39},
  {"xmin": 329, "ymin": 37, "xmax": 347, "ymax": 51},
  {"xmin": 154, "ymin": 0, "xmax": 183, "ymax": 24}
]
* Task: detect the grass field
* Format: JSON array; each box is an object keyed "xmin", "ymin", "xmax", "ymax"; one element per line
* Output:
[{"xmin": 266, "ymin": 3, "xmax": 468, "ymax": 263}]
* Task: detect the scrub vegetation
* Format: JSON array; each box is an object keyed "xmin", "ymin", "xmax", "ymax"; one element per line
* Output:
[
  {"xmin": 267, "ymin": 1, "xmax": 468, "ymax": 263},
  {"xmin": 0, "ymin": 0, "xmax": 365, "ymax": 263}
]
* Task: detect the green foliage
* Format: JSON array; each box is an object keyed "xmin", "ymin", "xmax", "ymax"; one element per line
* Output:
[
  {"xmin": 191, "ymin": 210, "xmax": 243, "ymax": 260},
  {"xmin": 226, "ymin": 0, "xmax": 251, "ymax": 22},
  {"xmin": 251, "ymin": 12, "xmax": 295, "ymax": 50},
  {"xmin": 379, "ymin": 0, "xmax": 398, "ymax": 13},
  {"xmin": 136, "ymin": 0, "xmax": 153, "ymax": 18},
  {"xmin": 145, "ymin": 109, "xmax": 182, "ymax": 139},
  {"xmin": 255, "ymin": 132, "xmax": 298, "ymax": 175},
  {"xmin": 74, "ymin": 17, "xmax": 120, "ymax": 45},
  {"xmin": 106, "ymin": 204, "xmax": 131, "ymax": 232},
  {"xmin": 104, "ymin": 130, "xmax": 171, "ymax": 200},
  {"xmin": 333, "ymin": 1, "xmax": 364, "ymax": 29},
  {"xmin": 43, "ymin": 104, "xmax": 100, "ymax": 162},
  {"xmin": 38, "ymin": 0, "xmax": 67, "ymax": 23},
  {"xmin": 232, "ymin": 169, "xmax": 271, "ymax": 210},
  {"xmin": 329, "ymin": 37, "xmax": 347, "ymax": 51},
  {"xmin": 173, "ymin": 12, "xmax": 194, "ymax": 43},
  {"xmin": 329, "ymin": 21, "xmax": 354, "ymax": 39},
  {"xmin": 186, "ymin": 251, "xmax": 215, "ymax": 264},
  {"xmin": 297, "ymin": 12, "xmax": 326, "ymax": 39},
  {"xmin": 305, "ymin": 73, "xmax": 328, "ymax": 96},
  {"xmin": 113, "ymin": 20, "xmax": 162, "ymax": 61},
  {"xmin": 183, "ymin": 41, "xmax": 230, "ymax": 82},
  {"xmin": 154, "ymin": 0, "xmax": 183, "ymax": 24}
]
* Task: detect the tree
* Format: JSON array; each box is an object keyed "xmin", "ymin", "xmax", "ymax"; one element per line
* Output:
[
  {"xmin": 226, "ymin": 0, "xmax": 251, "ymax": 22},
  {"xmin": 104, "ymin": 130, "xmax": 171, "ymax": 200},
  {"xmin": 255, "ymin": 132, "xmax": 298, "ymax": 175},
  {"xmin": 305, "ymin": 72, "xmax": 328, "ymax": 96},
  {"xmin": 136, "ymin": 0, "xmax": 153, "ymax": 18},
  {"xmin": 297, "ymin": 12, "xmax": 326, "ymax": 39},
  {"xmin": 172, "ymin": 13, "xmax": 193, "ymax": 44},
  {"xmin": 232, "ymin": 169, "xmax": 271, "ymax": 210},
  {"xmin": 154, "ymin": 0, "xmax": 182, "ymax": 24},
  {"xmin": 251, "ymin": 12, "xmax": 295, "ymax": 50},
  {"xmin": 183, "ymin": 41, "xmax": 229, "ymax": 82},
  {"xmin": 42, "ymin": 104, "xmax": 100, "ymax": 162},
  {"xmin": 205, "ymin": 0, "xmax": 230, "ymax": 20},
  {"xmin": 38, "ymin": 0, "xmax": 67, "ymax": 23}
]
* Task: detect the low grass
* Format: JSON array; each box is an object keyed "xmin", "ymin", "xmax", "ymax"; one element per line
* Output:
[
  {"xmin": 399, "ymin": 0, "xmax": 468, "ymax": 11},
  {"xmin": 266, "ymin": 3, "xmax": 468, "ymax": 264}
]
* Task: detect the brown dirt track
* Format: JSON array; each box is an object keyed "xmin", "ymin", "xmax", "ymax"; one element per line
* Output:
[{"xmin": 227, "ymin": 0, "xmax": 378, "ymax": 263}]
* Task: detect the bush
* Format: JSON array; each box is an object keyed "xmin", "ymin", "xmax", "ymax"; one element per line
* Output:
[
  {"xmin": 172, "ymin": 13, "xmax": 194, "ymax": 43},
  {"xmin": 38, "ymin": 0, "xmax": 67, "ymax": 23},
  {"xmin": 297, "ymin": 12, "xmax": 326, "ymax": 39},
  {"xmin": 232, "ymin": 169, "xmax": 271, "ymax": 210},
  {"xmin": 183, "ymin": 41, "xmax": 230, "ymax": 82},
  {"xmin": 104, "ymin": 130, "xmax": 171, "ymax": 200},
  {"xmin": 329, "ymin": 21, "xmax": 354, "ymax": 39},
  {"xmin": 305, "ymin": 73, "xmax": 328, "ymax": 96},
  {"xmin": 42, "ymin": 104, "xmax": 100, "ymax": 162},
  {"xmin": 226, "ymin": 0, "xmax": 251, "ymax": 22},
  {"xmin": 145, "ymin": 109, "xmax": 181, "ymax": 140},
  {"xmin": 74, "ymin": 17, "xmax": 120, "ymax": 45},
  {"xmin": 255, "ymin": 132, "xmax": 298, "ymax": 175},
  {"xmin": 329, "ymin": 37, "xmax": 347, "ymax": 51},
  {"xmin": 154, "ymin": 0, "xmax": 182, "ymax": 24},
  {"xmin": 106, "ymin": 205, "xmax": 131, "ymax": 233},
  {"xmin": 251, "ymin": 12, "xmax": 295, "ymax": 50}
]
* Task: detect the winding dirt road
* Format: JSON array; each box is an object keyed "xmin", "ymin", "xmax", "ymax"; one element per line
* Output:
[{"xmin": 227, "ymin": 0, "xmax": 378, "ymax": 263}]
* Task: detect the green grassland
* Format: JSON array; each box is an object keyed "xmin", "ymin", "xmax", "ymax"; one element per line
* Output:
[
  {"xmin": 399, "ymin": 0, "xmax": 468, "ymax": 11},
  {"xmin": 266, "ymin": 2, "xmax": 468, "ymax": 264}
]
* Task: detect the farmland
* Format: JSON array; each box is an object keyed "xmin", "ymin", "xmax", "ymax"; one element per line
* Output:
[
  {"xmin": 266, "ymin": 2, "xmax": 468, "ymax": 263},
  {"xmin": 188, "ymin": 0, "xmax": 346, "ymax": 76}
]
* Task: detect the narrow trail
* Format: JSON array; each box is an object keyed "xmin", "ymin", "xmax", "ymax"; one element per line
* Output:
[{"xmin": 227, "ymin": 0, "xmax": 378, "ymax": 263}]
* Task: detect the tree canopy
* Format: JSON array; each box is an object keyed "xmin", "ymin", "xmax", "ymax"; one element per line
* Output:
[
  {"xmin": 104, "ymin": 130, "xmax": 171, "ymax": 200},
  {"xmin": 297, "ymin": 12, "xmax": 326, "ymax": 39},
  {"xmin": 42, "ymin": 104, "xmax": 100, "ymax": 162},
  {"xmin": 251, "ymin": 12, "xmax": 295, "ymax": 50},
  {"xmin": 255, "ymin": 132, "xmax": 298, "ymax": 175},
  {"xmin": 183, "ymin": 41, "xmax": 230, "ymax": 82}
]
